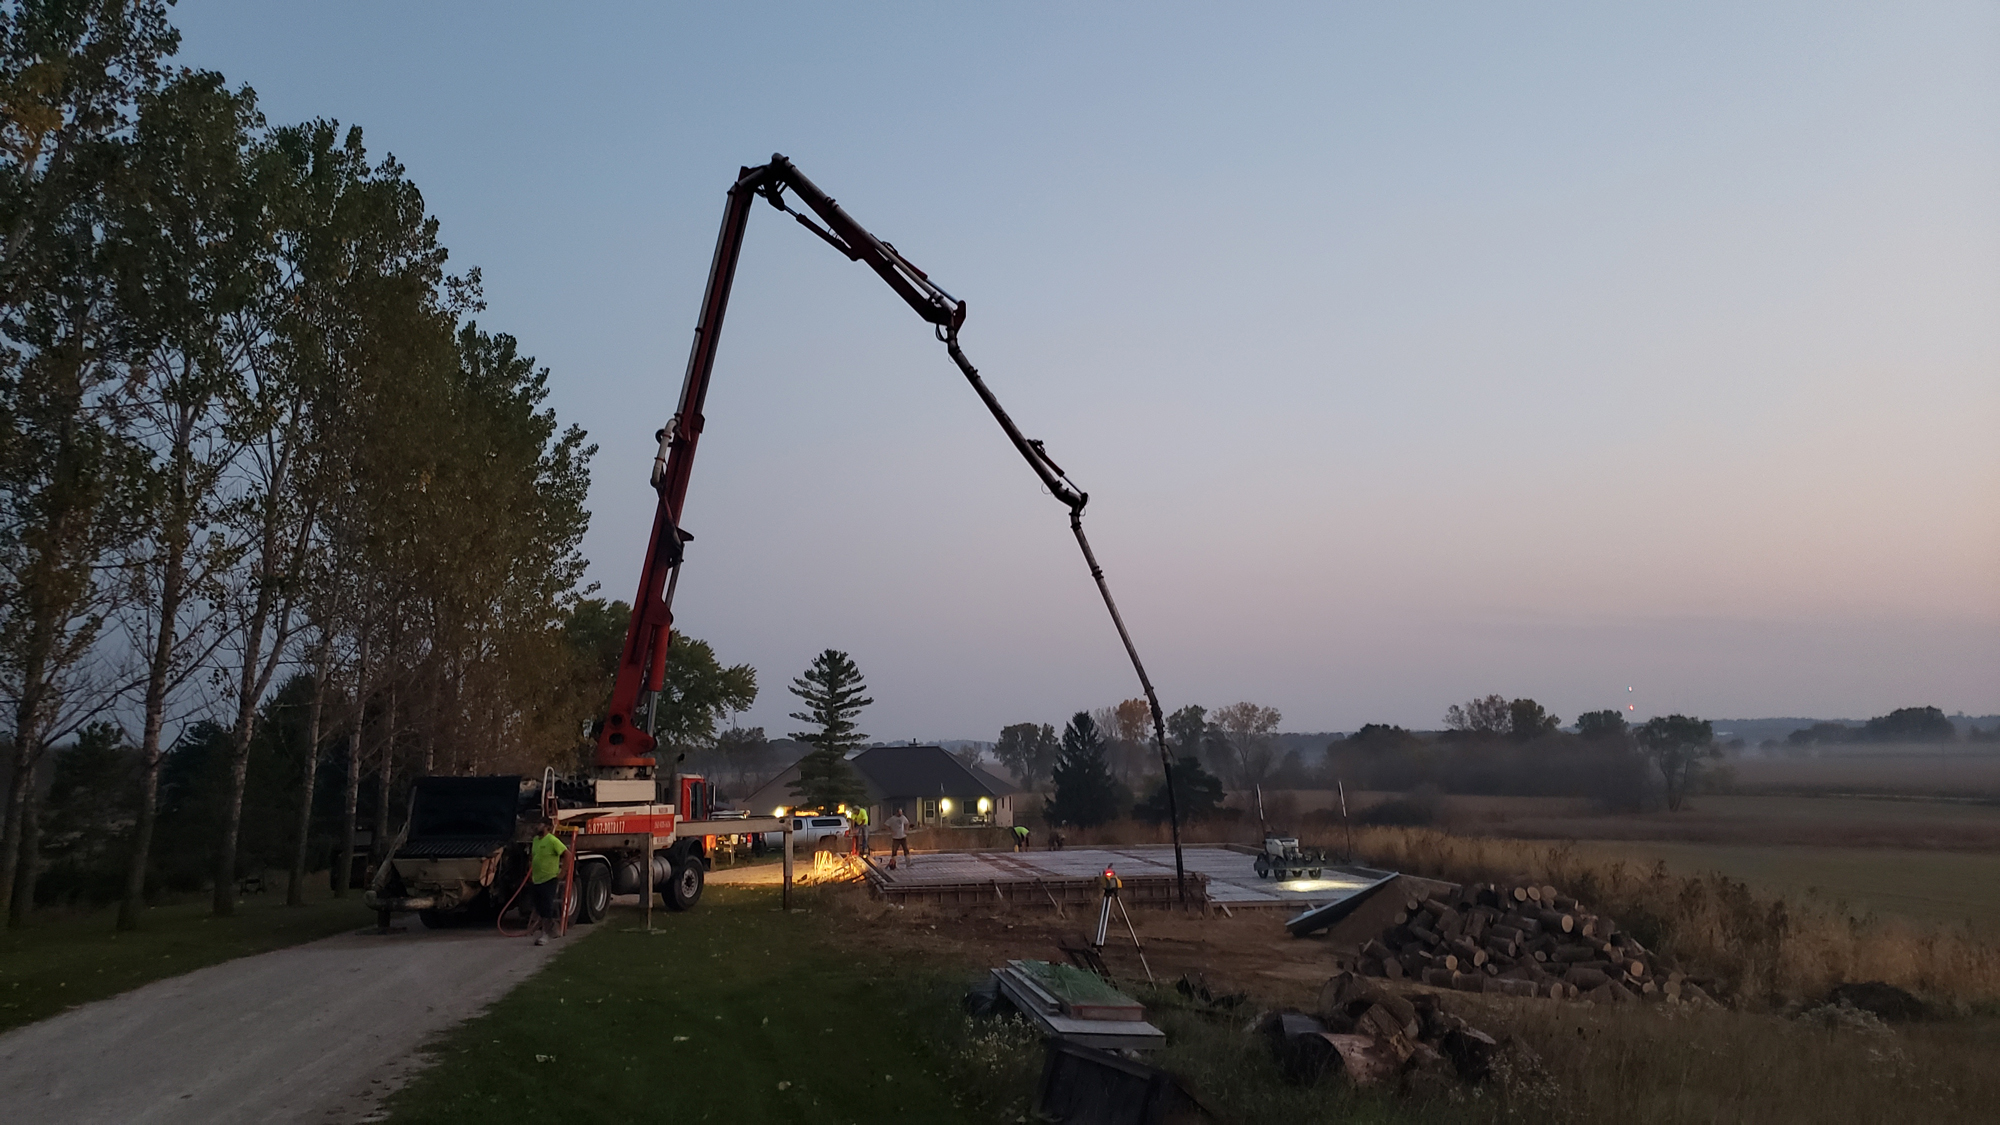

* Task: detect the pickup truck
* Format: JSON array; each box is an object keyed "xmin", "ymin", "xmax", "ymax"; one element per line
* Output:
[{"xmin": 764, "ymin": 814, "xmax": 851, "ymax": 852}]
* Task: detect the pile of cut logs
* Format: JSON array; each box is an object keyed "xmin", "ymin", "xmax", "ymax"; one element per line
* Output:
[
  {"xmin": 1350, "ymin": 880, "xmax": 1720, "ymax": 1006},
  {"xmin": 1261, "ymin": 972, "xmax": 1500, "ymax": 1087}
]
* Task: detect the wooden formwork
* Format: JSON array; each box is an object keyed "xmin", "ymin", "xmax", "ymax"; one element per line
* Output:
[{"xmin": 863, "ymin": 860, "xmax": 1211, "ymax": 910}]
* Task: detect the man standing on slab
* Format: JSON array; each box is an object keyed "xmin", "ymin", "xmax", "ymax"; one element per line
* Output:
[{"xmin": 885, "ymin": 806, "xmax": 911, "ymax": 869}]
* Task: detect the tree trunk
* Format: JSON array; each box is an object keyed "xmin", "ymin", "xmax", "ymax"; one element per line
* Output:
[
  {"xmin": 115, "ymin": 556, "xmax": 180, "ymax": 932},
  {"xmin": 213, "ymin": 478, "xmax": 296, "ymax": 917},
  {"xmin": 0, "ymin": 734, "xmax": 35, "ymax": 921},
  {"xmin": 335, "ymin": 632, "xmax": 369, "ymax": 900},
  {"xmin": 9, "ymin": 778, "xmax": 44, "ymax": 925},
  {"xmin": 212, "ymin": 652, "xmax": 266, "ymax": 917},
  {"xmin": 286, "ymin": 653, "xmax": 329, "ymax": 906},
  {"xmin": 118, "ymin": 410, "xmax": 197, "ymax": 928},
  {"xmin": 0, "ymin": 653, "xmax": 50, "ymax": 921},
  {"xmin": 372, "ymin": 682, "xmax": 396, "ymax": 866}
]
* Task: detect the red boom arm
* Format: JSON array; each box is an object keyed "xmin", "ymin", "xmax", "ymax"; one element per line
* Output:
[{"xmin": 591, "ymin": 159, "xmax": 1180, "ymax": 910}]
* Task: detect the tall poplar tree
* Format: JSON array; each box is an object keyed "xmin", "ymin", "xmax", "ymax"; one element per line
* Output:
[{"xmin": 0, "ymin": 0, "xmax": 178, "ymax": 921}]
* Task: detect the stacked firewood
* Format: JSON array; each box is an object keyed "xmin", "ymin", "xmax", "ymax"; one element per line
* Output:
[{"xmin": 1351, "ymin": 881, "xmax": 1721, "ymax": 1006}]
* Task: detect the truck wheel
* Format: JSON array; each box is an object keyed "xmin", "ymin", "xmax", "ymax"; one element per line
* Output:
[
  {"xmin": 577, "ymin": 863, "xmax": 611, "ymax": 924},
  {"xmin": 664, "ymin": 859, "xmax": 704, "ymax": 911}
]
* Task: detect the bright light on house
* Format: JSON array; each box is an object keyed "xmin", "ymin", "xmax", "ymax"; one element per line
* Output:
[
  {"xmin": 773, "ymin": 807, "xmax": 787, "ymax": 817},
  {"xmin": 977, "ymin": 797, "xmax": 992, "ymax": 814},
  {"xmin": 940, "ymin": 798, "xmax": 953, "ymax": 815}
]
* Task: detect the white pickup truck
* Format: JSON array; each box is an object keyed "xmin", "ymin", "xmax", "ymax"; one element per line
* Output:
[{"xmin": 763, "ymin": 814, "xmax": 851, "ymax": 852}]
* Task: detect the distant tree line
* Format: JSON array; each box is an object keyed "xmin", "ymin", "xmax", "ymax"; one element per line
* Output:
[
  {"xmin": 0, "ymin": 3, "xmax": 613, "ymax": 928},
  {"xmin": 1781, "ymin": 706, "xmax": 1966, "ymax": 748},
  {"xmin": 1328, "ymin": 697, "xmax": 1722, "ymax": 813},
  {"xmin": 993, "ymin": 699, "xmax": 1280, "ymax": 830}
]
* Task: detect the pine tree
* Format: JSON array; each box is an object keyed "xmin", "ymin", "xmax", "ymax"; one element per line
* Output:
[
  {"xmin": 1135, "ymin": 755, "xmax": 1224, "ymax": 824},
  {"xmin": 786, "ymin": 649, "xmax": 871, "ymax": 812},
  {"xmin": 1044, "ymin": 711, "xmax": 1121, "ymax": 828}
]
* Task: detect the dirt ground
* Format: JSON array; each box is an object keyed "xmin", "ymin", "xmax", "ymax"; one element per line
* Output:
[
  {"xmin": 830, "ymin": 886, "xmax": 1347, "ymax": 1009},
  {"xmin": 0, "ymin": 921, "xmax": 559, "ymax": 1124}
]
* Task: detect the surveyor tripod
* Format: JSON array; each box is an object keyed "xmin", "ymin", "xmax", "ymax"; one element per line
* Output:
[{"xmin": 1092, "ymin": 868, "xmax": 1154, "ymax": 985}]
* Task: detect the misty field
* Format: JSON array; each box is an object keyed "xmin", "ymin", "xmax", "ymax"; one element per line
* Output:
[
  {"xmin": 1726, "ymin": 751, "xmax": 2000, "ymax": 799},
  {"xmin": 1287, "ymin": 788, "xmax": 2000, "ymax": 850},
  {"xmin": 1471, "ymin": 793, "xmax": 2000, "ymax": 850},
  {"xmin": 1514, "ymin": 840, "xmax": 2000, "ymax": 928}
]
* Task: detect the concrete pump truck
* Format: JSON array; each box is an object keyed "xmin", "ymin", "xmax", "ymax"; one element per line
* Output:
[{"xmin": 365, "ymin": 155, "xmax": 1193, "ymax": 929}]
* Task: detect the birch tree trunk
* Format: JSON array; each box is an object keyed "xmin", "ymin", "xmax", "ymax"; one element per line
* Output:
[
  {"xmin": 9, "ymin": 791, "xmax": 42, "ymax": 924},
  {"xmin": 372, "ymin": 682, "xmax": 397, "ymax": 867},
  {"xmin": 212, "ymin": 551, "xmax": 280, "ymax": 917},
  {"xmin": 117, "ymin": 441, "xmax": 195, "ymax": 931},
  {"xmin": 0, "ymin": 656, "xmax": 49, "ymax": 922},
  {"xmin": 335, "ymin": 631, "xmax": 369, "ymax": 899},
  {"xmin": 286, "ymin": 649, "xmax": 329, "ymax": 905}
]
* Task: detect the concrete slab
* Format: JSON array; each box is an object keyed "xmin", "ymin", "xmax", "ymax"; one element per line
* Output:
[{"xmin": 869, "ymin": 845, "xmax": 1393, "ymax": 909}]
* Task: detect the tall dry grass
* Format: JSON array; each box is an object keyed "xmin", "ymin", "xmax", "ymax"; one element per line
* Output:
[{"xmin": 1345, "ymin": 826, "xmax": 2000, "ymax": 1009}]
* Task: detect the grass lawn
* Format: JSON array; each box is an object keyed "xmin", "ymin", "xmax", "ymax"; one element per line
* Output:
[
  {"xmin": 0, "ymin": 884, "xmax": 369, "ymax": 1034},
  {"xmin": 384, "ymin": 884, "xmax": 1033, "ymax": 1125}
]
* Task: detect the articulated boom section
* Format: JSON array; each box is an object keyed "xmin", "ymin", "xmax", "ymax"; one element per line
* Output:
[{"xmin": 589, "ymin": 153, "xmax": 1187, "ymax": 904}]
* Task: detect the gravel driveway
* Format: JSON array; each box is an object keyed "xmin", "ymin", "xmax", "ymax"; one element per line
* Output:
[{"xmin": 0, "ymin": 921, "xmax": 562, "ymax": 1124}]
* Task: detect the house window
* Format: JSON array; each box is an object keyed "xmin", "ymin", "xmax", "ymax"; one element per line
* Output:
[{"xmin": 922, "ymin": 798, "xmax": 938, "ymax": 823}]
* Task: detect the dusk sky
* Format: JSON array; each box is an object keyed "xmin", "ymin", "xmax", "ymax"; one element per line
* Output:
[{"xmin": 175, "ymin": 3, "xmax": 1999, "ymax": 740}]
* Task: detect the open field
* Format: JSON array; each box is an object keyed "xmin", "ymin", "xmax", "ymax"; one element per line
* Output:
[
  {"xmin": 1723, "ymin": 751, "xmax": 2000, "ymax": 799},
  {"xmin": 1457, "ymin": 793, "xmax": 2000, "ymax": 851},
  {"xmin": 0, "ymin": 881, "xmax": 365, "ymax": 1034},
  {"xmin": 1257, "ymin": 788, "xmax": 2000, "ymax": 851},
  {"xmin": 1516, "ymin": 840, "xmax": 2000, "ymax": 928}
]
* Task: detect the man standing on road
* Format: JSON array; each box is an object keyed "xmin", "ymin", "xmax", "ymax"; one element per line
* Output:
[
  {"xmin": 531, "ymin": 817, "xmax": 568, "ymax": 946},
  {"xmin": 885, "ymin": 806, "xmax": 911, "ymax": 869},
  {"xmin": 851, "ymin": 805, "xmax": 870, "ymax": 856}
]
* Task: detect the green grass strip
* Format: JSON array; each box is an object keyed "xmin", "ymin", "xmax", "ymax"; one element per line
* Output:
[{"xmin": 386, "ymin": 885, "xmax": 1023, "ymax": 1124}]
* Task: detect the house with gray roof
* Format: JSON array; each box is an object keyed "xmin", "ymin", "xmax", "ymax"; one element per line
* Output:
[{"xmin": 740, "ymin": 744, "xmax": 1025, "ymax": 828}]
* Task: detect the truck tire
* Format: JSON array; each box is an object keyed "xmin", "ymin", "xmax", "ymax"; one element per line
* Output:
[
  {"xmin": 664, "ymin": 858, "xmax": 704, "ymax": 912},
  {"xmin": 577, "ymin": 862, "xmax": 611, "ymax": 924}
]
